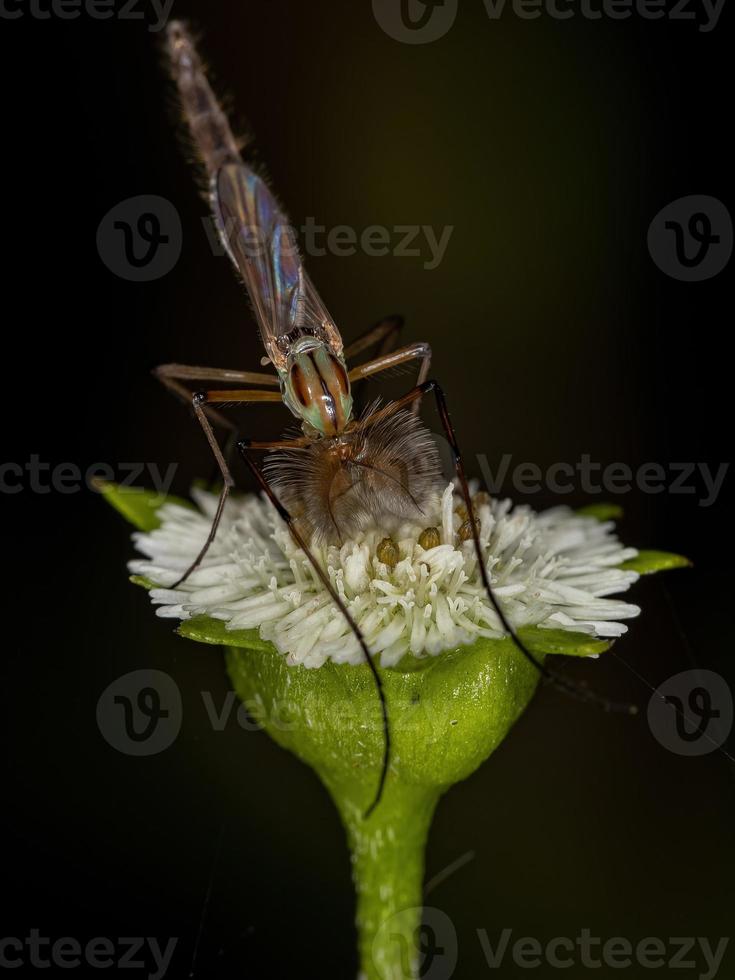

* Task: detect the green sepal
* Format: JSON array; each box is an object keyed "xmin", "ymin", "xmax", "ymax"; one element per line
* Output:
[
  {"xmin": 95, "ymin": 479, "xmax": 193, "ymax": 532},
  {"xmin": 519, "ymin": 625, "xmax": 611, "ymax": 657},
  {"xmin": 576, "ymin": 502, "xmax": 624, "ymax": 521},
  {"xmin": 165, "ymin": 615, "xmax": 612, "ymax": 659},
  {"xmin": 573, "ymin": 503, "xmax": 691, "ymax": 576},
  {"xmin": 619, "ymin": 550, "xmax": 692, "ymax": 575},
  {"xmin": 178, "ymin": 616, "xmax": 272, "ymax": 651}
]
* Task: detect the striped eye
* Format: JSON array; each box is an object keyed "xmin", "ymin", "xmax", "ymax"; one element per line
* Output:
[
  {"xmin": 290, "ymin": 365, "xmax": 309, "ymax": 406},
  {"xmin": 329, "ymin": 354, "xmax": 349, "ymax": 395}
]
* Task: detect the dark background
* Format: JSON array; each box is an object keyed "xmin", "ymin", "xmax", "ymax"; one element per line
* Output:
[{"xmin": 2, "ymin": 1, "xmax": 733, "ymax": 977}]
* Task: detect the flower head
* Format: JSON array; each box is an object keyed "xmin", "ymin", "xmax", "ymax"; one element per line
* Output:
[{"xmin": 129, "ymin": 484, "xmax": 642, "ymax": 669}]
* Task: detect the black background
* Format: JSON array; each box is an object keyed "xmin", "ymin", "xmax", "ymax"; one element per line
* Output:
[{"xmin": 2, "ymin": 1, "xmax": 733, "ymax": 978}]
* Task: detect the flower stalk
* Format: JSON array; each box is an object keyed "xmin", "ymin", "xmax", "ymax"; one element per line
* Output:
[
  {"xmin": 225, "ymin": 633, "xmax": 545, "ymax": 978},
  {"xmin": 343, "ymin": 782, "xmax": 437, "ymax": 980}
]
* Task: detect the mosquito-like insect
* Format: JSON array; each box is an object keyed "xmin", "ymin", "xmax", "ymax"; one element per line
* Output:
[{"xmin": 158, "ymin": 21, "xmax": 633, "ymax": 816}]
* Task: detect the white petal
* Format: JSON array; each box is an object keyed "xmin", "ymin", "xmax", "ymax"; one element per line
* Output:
[{"xmin": 130, "ymin": 483, "xmax": 650, "ymax": 664}]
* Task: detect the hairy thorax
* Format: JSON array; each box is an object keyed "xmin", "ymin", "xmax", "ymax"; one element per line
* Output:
[{"xmin": 264, "ymin": 407, "xmax": 445, "ymax": 544}]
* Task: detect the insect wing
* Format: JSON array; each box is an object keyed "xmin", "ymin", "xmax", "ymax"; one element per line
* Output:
[
  {"xmin": 213, "ymin": 163, "xmax": 302, "ymax": 370},
  {"xmin": 298, "ymin": 269, "xmax": 345, "ymax": 360},
  {"xmin": 212, "ymin": 163, "xmax": 345, "ymax": 369}
]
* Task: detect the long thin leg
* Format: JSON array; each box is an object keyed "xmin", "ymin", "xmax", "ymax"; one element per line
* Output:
[
  {"xmin": 343, "ymin": 314, "xmax": 404, "ymax": 360},
  {"xmin": 155, "ymin": 363, "xmax": 280, "ymax": 385},
  {"xmin": 171, "ymin": 386, "xmax": 286, "ymax": 587},
  {"xmin": 357, "ymin": 380, "xmax": 636, "ymax": 714},
  {"xmin": 156, "ymin": 373, "xmax": 234, "ymax": 433},
  {"xmin": 241, "ymin": 434, "xmax": 312, "ymax": 450},
  {"xmin": 237, "ymin": 440, "xmax": 390, "ymax": 818},
  {"xmin": 346, "ymin": 315, "xmax": 405, "ymax": 416},
  {"xmin": 153, "ymin": 362, "xmax": 280, "ymax": 432},
  {"xmin": 349, "ymin": 382, "xmax": 426, "ymax": 434},
  {"xmin": 348, "ymin": 342, "xmax": 432, "ymax": 414}
]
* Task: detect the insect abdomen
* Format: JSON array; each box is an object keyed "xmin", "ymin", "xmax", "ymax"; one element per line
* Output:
[{"xmin": 165, "ymin": 21, "xmax": 242, "ymax": 175}]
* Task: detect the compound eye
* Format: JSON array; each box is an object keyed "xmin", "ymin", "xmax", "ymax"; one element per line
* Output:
[
  {"xmin": 329, "ymin": 354, "xmax": 350, "ymax": 395},
  {"xmin": 290, "ymin": 365, "xmax": 309, "ymax": 407}
]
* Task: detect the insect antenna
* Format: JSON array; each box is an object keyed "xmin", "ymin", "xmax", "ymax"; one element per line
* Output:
[{"xmin": 237, "ymin": 441, "xmax": 391, "ymax": 817}]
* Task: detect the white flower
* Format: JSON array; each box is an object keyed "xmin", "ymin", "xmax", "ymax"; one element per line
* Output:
[{"xmin": 129, "ymin": 484, "xmax": 642, "ymax": 669}]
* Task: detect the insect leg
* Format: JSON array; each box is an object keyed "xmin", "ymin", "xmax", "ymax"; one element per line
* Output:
[
  {"xmin": 171, "ymin": 387, "xmax": 284, "ymax": 587},
  {"xmin": 343, "ymin": 314, "xmax": 404, "ymax": 360},
  {"xmin": 358, "ymin": 381, "xmax": 637, "ymax": 714},
  {"xmin": 348, "ymin": 342, "xmax": 432, "ymax": 415},
  {"xmin": 345, "ymin": 316, "xmax": 406, "ymax": 416},
  {"xmin": 236, "ymin": 441, "xmax": 391, "ymax": 818},
  {"xmin": 154, "ymin": 363, "xmax": 279, "ymax": 385},
  {"xmin": 154, "ymin": 363, "xmax": 280, "ymax": 486},
  {"xmin": 240, "ymin": 435, "xmax": 312, "ymax": 450},
  {"xmin": 154, "ymin": 363, "xmax": 279, "ymax": 425}
]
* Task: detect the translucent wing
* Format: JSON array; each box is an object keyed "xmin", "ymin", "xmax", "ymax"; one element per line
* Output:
[{"xmin": 212, "ymin": 163, "xmax": 343, "ymax": 372}]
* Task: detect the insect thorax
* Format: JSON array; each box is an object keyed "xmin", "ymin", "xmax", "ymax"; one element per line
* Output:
[
  {"xmin": 264, "ymin": 406, "xmax": 445, "ymax": 544},
  {"xmin": 279, "ymin": 336, "xmax": 353, "ymax": 437}
]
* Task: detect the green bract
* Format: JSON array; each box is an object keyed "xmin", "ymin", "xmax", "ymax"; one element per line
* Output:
[{"xmin": 101, "ymin": 481, "xmax": 688, "ymax": 979}]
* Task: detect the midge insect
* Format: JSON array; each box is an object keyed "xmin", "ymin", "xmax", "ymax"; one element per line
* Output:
[{"xmin": 158, "ymin": 21, "xmax": 634, "ymax": 817}]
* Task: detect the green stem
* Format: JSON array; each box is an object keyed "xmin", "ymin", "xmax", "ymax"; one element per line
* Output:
[
  {"xmin": 225, "ymin": 639, "xmax": 543, "ymax": 978},
  {"xmin": 334, "ymin": 783, "xmax": 439, "ymax": 980}
]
